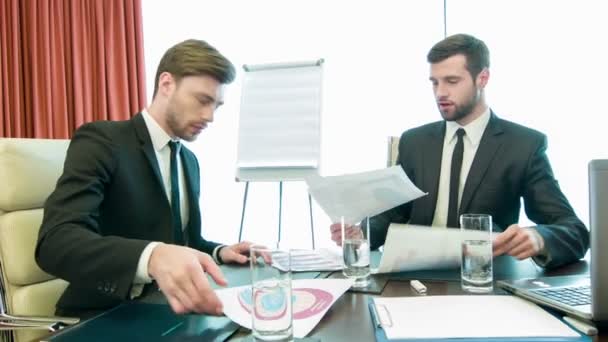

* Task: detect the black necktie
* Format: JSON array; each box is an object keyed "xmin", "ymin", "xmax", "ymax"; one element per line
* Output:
[
  {"xmin": 447, "ymin": 128, "xmax": 466, "ymax": 228},
  {"xmin": 169, "ymin": 141, "xmax": 184, "ymax": 245}
]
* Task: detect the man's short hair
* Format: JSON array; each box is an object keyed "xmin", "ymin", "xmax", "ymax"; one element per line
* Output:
[
  {"xmin": 153, "ymin": 39, "xmax": 236, "ymax": 97},
  {"xmin": 427, "ymin": 34, "xmax": 490, "ymax": 79}
]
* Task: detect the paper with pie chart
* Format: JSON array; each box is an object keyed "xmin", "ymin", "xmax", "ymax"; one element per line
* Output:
[{"xmin": 216, "ymin": 278, "xmax": 354, "ymax": 338}]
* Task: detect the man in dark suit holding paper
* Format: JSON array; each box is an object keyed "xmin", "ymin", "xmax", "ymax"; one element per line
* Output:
[
  {"xmin": 36, "ymin": 39, "xmax": 256, "ymax": 318},
  {"xmin": 330, "ymin": 34, "xmax": 589, "ymax": 269}
]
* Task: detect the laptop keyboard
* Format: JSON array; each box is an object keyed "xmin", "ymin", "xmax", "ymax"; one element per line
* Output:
[{"xmin": 531, "ymin": 285, "xmax": 591, "ymax": 306}]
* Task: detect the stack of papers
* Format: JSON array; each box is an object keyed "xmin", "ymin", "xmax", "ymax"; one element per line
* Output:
[
  {"xmin": 306, "ymin": 166, "xmax": 426, "ymax": 225},
  {"xmin": 272, "ymin": 249, "xmax": 342, "ymax": 272}
]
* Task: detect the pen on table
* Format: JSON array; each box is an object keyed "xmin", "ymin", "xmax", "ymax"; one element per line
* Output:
[
  {"xmin": 563, "ymin": 316, "xmax": 598, "ymax": 336},
  {"xmin": 370, "ymin": 302, "xmax": 381, "ymax": 328},
  {"xmin": 410, "ymin": 280, "xmax": 427, "ymax": 294}
]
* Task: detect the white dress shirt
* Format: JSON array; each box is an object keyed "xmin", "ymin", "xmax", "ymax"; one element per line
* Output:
[
  {"xmin": 141, "ymin": 109, "xmax": 189, "ymax": 227},
  {"xmin": 431, "ymin": 108, "xmax": 491, "ymax": 227}
]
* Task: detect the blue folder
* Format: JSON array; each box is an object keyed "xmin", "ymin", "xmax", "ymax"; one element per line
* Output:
[{"xmin": 367, "ymin": 298, "xmax": 591, "ymax": 342}]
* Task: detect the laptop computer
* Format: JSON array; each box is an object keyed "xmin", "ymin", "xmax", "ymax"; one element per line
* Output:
[{"xmin": 498, "ymin": 159, "xmax": 608, "ymax": 324}]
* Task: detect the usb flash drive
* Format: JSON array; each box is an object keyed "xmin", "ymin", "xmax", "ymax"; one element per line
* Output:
[{"xmin": 410, "ymin": 280, "xmax": 427, "ymax": 294}]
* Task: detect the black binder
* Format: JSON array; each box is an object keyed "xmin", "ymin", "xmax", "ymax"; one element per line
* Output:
[{"xmin": 46, "ymin": 302, "xmax": 239, "ymax": 341}]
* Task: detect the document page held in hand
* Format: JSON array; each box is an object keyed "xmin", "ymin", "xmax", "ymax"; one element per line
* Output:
[
  {"xmin": 376, "ymin": 224, "xmax": 498, "ymax": 273},
  {"xmin": 306, "ymin": 166, "xmax": 426, "ymax": 225}
]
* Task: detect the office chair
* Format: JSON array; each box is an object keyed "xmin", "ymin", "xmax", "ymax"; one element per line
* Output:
[
  {"xmin": 0, "ymin": 138, "xmax": 79, "ymax": 342},
  {"xmin": 387, "ymin": 136, "xmax": 400, "ymax": 167}
]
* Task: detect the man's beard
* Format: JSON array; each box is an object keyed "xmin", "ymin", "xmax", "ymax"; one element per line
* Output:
[
  {"xmin": 441, "ymin": 89, "xmax": 479, "ymax": 122},
  {"xmin": 166, "ymin": 100, "xmax": 196, "ymax": 142}
]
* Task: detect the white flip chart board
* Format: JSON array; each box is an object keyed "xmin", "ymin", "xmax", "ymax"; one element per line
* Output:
[{"xmin": 236, "ymin": 60, "xmax": 323, "ymax": 181}]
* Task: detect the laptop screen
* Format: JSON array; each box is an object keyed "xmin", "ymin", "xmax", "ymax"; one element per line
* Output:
[{"xmin": 588, "ymin": 159, "xmax": 608, "ymax": 321}]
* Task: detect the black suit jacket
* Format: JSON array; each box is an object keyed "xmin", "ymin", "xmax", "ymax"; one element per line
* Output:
[
  {"xmin": 370, "ymin": 113, "xmax": 589, "ymax": 268},
  {"xmin": 36, "ymin": 113, "xmax": 221, "ymax": 313}
]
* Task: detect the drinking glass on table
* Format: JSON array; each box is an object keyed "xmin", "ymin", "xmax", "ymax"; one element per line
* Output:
[
  {"xmin": 460, "ymin": 213, "xmax": 493, "ymax": 293},
  {"xmin": 250, "ymin": 245, "xmax": 293, "ymax": 341},
  {"xmin": 341, "ymin": 216, "xmax": 371, "ymax": 288}
]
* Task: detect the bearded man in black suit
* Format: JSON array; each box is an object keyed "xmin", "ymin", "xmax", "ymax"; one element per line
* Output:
[{"xmin": 330, "ymin": 34, "xmax": 589, "ymax": 269}]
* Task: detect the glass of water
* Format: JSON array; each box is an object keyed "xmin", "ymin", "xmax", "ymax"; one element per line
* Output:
[
  {"xmin": 342, "ymin": 216, "xmax": 371, "ymax": 288},
  {"xmin": 250, "ymin": 246, "xmax": 293, "ymax": 341},
  {"xmin": 460, "ymin": 213, "xmax": 493, "ymax": 293}
]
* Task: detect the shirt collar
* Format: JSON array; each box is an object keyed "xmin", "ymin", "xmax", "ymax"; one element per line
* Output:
[
  {"xmin": 445, "ymin": 107, "xmax": 491, "ymax": 147},
  {"xmin": 141, "ymin": 109, "xmax": 180, "ymax": 152}
]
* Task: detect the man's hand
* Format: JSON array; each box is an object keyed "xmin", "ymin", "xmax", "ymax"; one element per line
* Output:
[
  {"xmin": 493, "ymin": 224, "xmax": 544, "ymax": 260},
  {"xmin": 148, "ymin": 243, "xmax": 227, "ymax": 315},
  {"xmin": 329, "ymin": 223, "xmax": 363, "ymax": 246},
  {"xmin": 219, "ymin": 241, "xmax": 254, "ymax": 264}
]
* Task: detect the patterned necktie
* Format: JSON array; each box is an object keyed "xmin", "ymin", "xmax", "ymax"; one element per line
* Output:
[
  {"xmin": 447, "ymin": 128, "xmax": 466, "ymax": 228},
  {"xmin": 168, "ymin": 141, "xmax": 184, "ymax": 245}
]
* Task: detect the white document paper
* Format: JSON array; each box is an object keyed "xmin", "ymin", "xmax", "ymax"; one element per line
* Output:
[
  {"xmin": 306, "ymin": 166, "xmax": 426, "ymax": 225},
  {"xmin": 217, "ymin": 278, "xmax": 354, "ymax": 338},
  {"xmin": 376, "ymin": 224, "xmax": 493, "ymax": 274},
  {"xmin": 372, "ymin": 295, "xmax": 579, "ymax": 339}
]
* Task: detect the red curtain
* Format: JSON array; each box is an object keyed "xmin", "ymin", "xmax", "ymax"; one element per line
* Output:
[{"xmin": 0, "ymin": 0, "xmax": 146, "ymax": 138}]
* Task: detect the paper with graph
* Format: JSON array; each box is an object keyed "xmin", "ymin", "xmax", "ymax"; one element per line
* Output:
[{"xmin": 217, "ymin": 278, "xmax": 354, "ymax": 338}]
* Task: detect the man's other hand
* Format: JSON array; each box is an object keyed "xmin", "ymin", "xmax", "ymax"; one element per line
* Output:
[
  {"xmin": 219, "ymin": 241, "xmax": 254, "ymax": 264},
  {"xmin": 493, "ymin": 224, "xmax": 544, "ymax": 260},
  {"xmin": 330, "ymin": 223, "xmax": 363, "ymax": 246}
]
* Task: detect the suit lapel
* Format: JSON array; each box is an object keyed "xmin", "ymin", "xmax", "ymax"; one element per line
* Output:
[
  {"xmin": 132, "ymin": 113, "xmax": 166, "ymax": 195},
  {"xmin": 459, "ymin": 113, "xmax": 504, "ymax": 213},
  {"xmin": 418, "ymin": 122, "xmax": 445, "ymax": 224}
]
